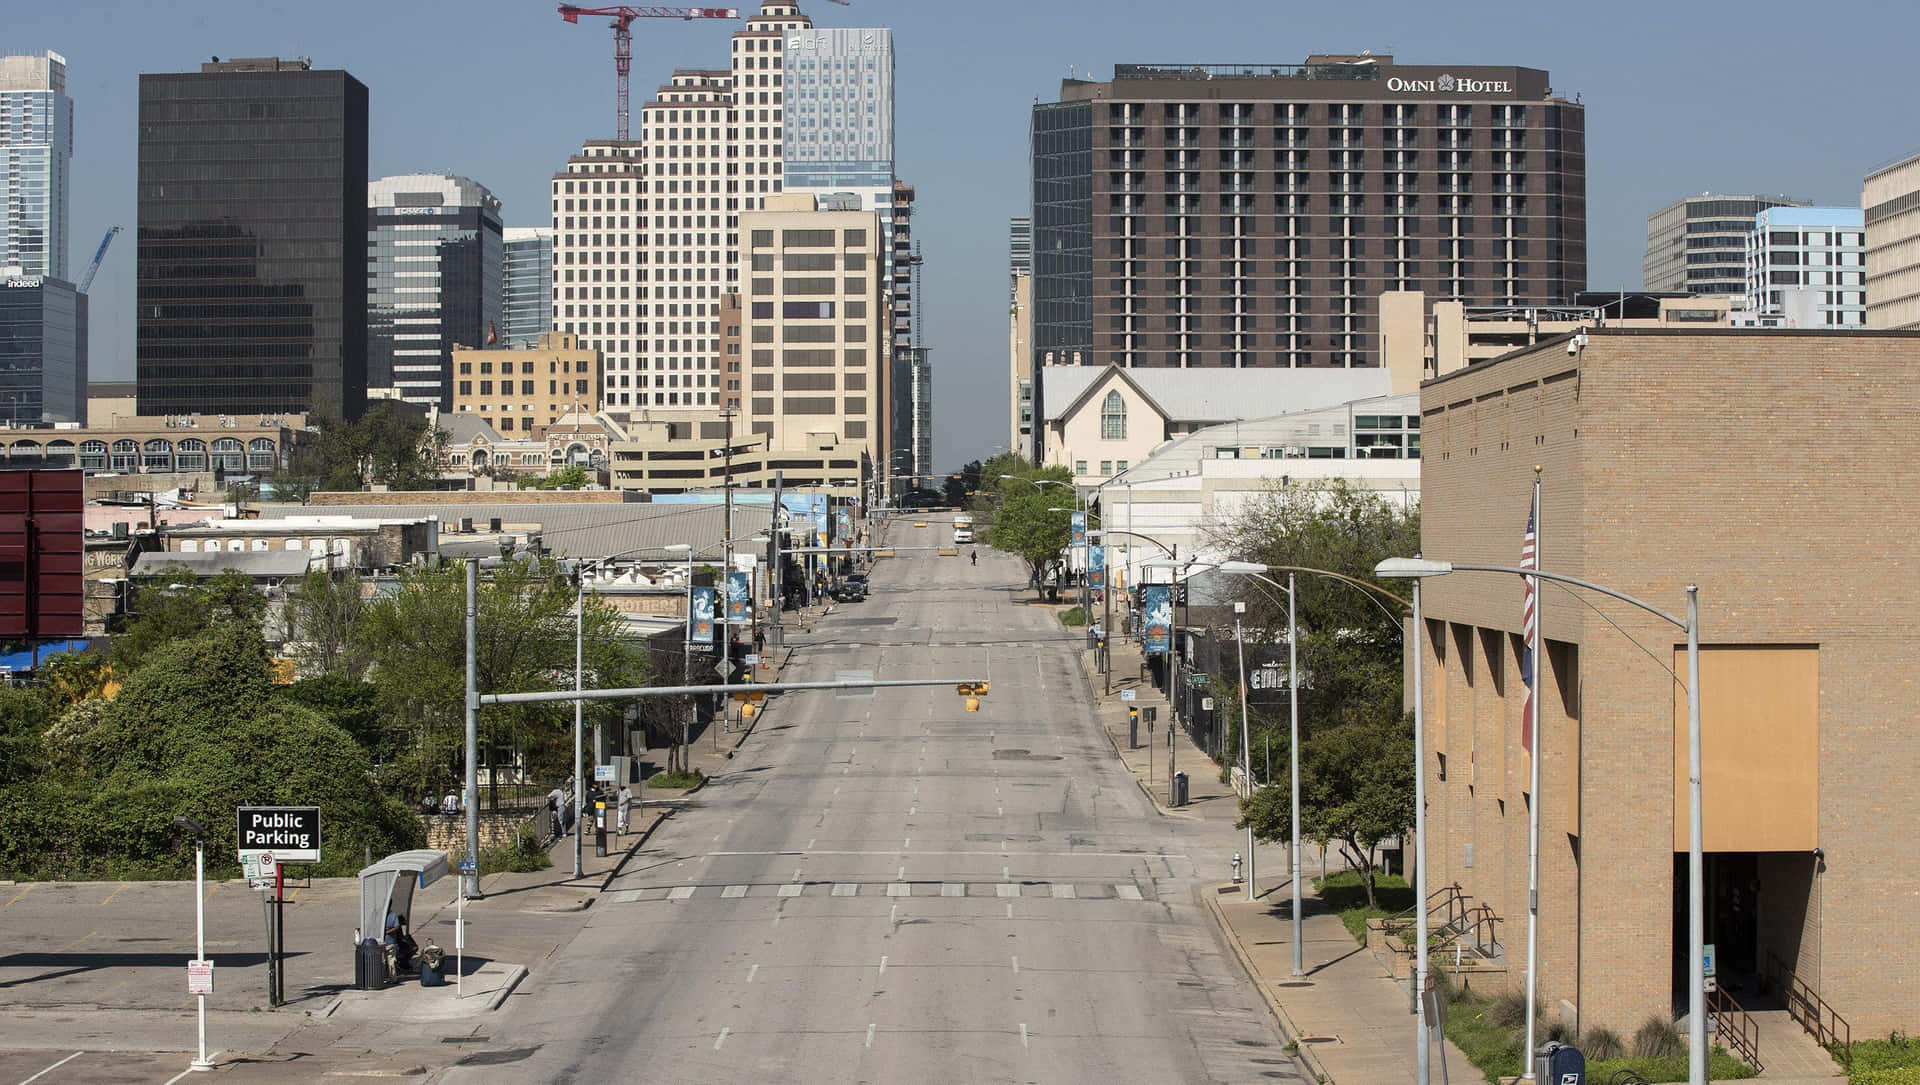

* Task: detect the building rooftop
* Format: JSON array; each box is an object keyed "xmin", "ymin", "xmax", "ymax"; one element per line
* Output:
[
  {"xmin": 1042, "ymin": 365, "xmax": 1393, "ymax": 425},
  {"xmin": 257, "ymin": 500, "xmax": 773, "ymax": 561},
  {"xmin": 132, "ymin": 549, "xmax": 315, "ymax": 579}
]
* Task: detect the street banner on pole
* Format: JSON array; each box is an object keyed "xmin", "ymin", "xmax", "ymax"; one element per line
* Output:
[
  {"xmin": 1071, "ymin": 510, "xmax": 1086, "ymax": 549},
  {"xmin": 1143, "ymin": 585, "xmax": 1172, "ymax": 655},
  {"xmin": 1089, "ymin": 543, "xmax": 1106, "ymax": 591},
  {"xmin": 814, "ymin": 511, "xmax": 829, "ymax": 547},
  {"xmin": 691, "ymin": 585, "xmax": 716, "ymax": 643},
  {"xmin": 726, "ymin": 571, "xmax": 751, "ymax": 622},
  {"xmin": 836, "ymin": 507, "xmax": 851, "ymax": 541}
]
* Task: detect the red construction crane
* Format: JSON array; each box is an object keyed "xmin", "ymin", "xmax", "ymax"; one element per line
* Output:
[{"xmin": 557, "ymin": 5, "xmax": 740, "ymax": 141}]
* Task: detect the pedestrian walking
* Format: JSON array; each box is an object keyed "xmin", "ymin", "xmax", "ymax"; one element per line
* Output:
[
  {"xmin": 617, "ymin": 782, "xmax": 633, "ymax": 833},
  {"xmin": 970, "ymin": 549, "xmax": 977, "ymax": 566}
]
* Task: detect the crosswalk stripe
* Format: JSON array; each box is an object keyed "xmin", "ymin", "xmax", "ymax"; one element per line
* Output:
[
  {"xmin": 668, "ymin": 886, "xmax": 696, "ymax": 900},
  {"xmin": 778, "ymin": 883, "xmax": 803, "ymax": 897},
  {"xmin": 832, "ymin": 883, "xmax": 858, "ymax": 896},
  {"xmin": 941, "ymin": 883, "xmax": 964, "ymax": 897},
  {"xmin": 1114, "ymin": 884, "xmax": 1143, "ymax": 901},
  {"xmin": 1051, "ymin": 884, "xmax": 1077, "ymax": 899},
  {"xmin": 722, "ymin": 884, "xmax": 748, "ymax": 898}
]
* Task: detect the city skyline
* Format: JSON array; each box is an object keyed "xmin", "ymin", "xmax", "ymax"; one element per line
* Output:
[{"xmin": 13, "ymin": 0, "xmax": 1920, "ymax": 468}]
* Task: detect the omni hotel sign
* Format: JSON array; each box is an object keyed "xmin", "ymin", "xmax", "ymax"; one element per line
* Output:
[{"xmin": 1387, "ymin": 74, "xmax": 1513, "ymax": 94}]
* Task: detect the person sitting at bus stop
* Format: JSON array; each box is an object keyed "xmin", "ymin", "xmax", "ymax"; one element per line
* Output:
[{"xmin": 384, "ymin": 908, "xmax": 417, "ymax": 972}]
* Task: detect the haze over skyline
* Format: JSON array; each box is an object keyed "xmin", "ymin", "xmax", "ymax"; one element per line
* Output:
[{"xmin": 13, "ymin": 0, "xmax": 1915, "ymax": 470}]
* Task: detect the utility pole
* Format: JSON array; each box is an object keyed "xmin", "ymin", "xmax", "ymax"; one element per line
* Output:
[
  {"xmin": 770, "ymin": 471, "xmax": 784, "ymax": 649},
  {"xmin": 720, "ymin": 407, "xmax": 736, "ymax": 733},
  {"xmin": 463, "ymin": 561, "xmax": 480, "ymax": 898}
]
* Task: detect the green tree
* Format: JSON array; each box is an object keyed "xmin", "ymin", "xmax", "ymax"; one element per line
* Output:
[
  {"xmin": 109, "ymin": 567, "xmax": 267, "ymax": 672},
  {"xmin": 5, "ymin": 622, "xmax": 420, "ymax": 880},
  {"xmin": 1238, "ymin": 714, "xmax": 1415, "ymax": 910},
  {"xmin": 282, "ymin": 401, "xmax": 446, "ymax": 495},
  {"xmin": 515, "ymin": 463, "xmax": 592, "ymax": 490},
  {"xmin": 982, "ymin": 485, "xmax": 1072, "ymax": 583},
  {"xmin": 281, "ymin": 567, "xmax": 371, "ymax": 678},
  {"xmin": 353, "ymin": 556, "xmax": 646, "ymax": 803}
]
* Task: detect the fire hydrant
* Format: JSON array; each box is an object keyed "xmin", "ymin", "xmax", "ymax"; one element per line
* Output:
[{"xmin": 1231, "ymin": 854, "xmax": 1243, "ymax": 884}]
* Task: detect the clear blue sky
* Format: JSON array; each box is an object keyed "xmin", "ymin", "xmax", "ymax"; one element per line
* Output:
[{"xmin": 16, "ymin": 0, "xmax": 1917, "ymax": 471}]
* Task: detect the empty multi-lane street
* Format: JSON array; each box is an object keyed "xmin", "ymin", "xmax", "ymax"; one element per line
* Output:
[{"xmin": 449, "ymin": 517, "xmax": 1305, "ymax": 1082}]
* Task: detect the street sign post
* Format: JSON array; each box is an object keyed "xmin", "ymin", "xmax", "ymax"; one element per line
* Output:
[
  {"xmin": 714, "ymin": 659, "xmax": 742, "ymax": 682},
  {"xmin": 1121, "ymin": 688, "xmax": 1136, "ymax": 702}
]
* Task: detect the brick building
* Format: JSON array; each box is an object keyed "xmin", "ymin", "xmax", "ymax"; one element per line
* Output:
[{"xmin": 1414, "ymin": 328, "xmax": 1920, "ymax": 1038}]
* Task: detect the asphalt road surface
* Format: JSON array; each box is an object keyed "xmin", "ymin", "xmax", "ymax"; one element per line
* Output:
[{"xmin": 442, "ymin": 517, "xmax": 1306, "ymax": 1083}]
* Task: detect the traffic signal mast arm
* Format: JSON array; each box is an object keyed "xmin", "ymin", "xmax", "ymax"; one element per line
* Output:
[{"xmin": 480, "ymin": 675, "xmax": 987, "ymax": 708}]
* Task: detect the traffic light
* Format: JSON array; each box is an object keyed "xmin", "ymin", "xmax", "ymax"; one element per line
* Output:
[
  {"xmin": 741, "ymin": 701, "xmax": 758, "ymax": 720},
  {"xmin": 956, "ymin": 681, "xmax": 989, "ymax": 712}
]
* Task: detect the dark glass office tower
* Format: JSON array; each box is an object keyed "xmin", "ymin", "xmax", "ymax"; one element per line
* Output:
[
  {"xmin": 136, "ymin": 58, "xmax": 369, "ymax": 419},
  {"xmin": 1030, "ymin": 57, "xmax": 1586, "ymax": 375},
  {"xmin": 367, "ymin": 174, "xmax": 502, "ymax": 409},
  {"xmin": 0, "ymin": 272, "xmax": 86, "ymax": 424}
]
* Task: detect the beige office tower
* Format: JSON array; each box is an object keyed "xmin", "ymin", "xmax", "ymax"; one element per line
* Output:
[
  {"xmin": 738, "ymin": 194, "xmax": 885, "ymax": 466},
  {"xmin": 1864, "ymin": 151, "xmax": 1920, "ymax": 329}
]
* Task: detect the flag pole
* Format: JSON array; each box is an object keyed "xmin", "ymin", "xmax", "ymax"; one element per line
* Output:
[{"xmin": 1522, "ymin": 465, "xmax": 1543, "ymax": 1080}]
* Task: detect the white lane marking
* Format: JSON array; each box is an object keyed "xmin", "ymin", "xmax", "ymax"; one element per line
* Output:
[
  {"xmin": 997, "ymin": 806, "xmax": 1003, "ymax": 816},
  {"xmin": 903, "ymin": 838, "xmax": 910, "ymax": 849},
  {"xmin": 908, "ymin": 806, "xmax": 915, "ymax": 815},
  {"xmin": 747, "ymin": 964, "xmax": 759, "ymax": 983},
  {"xmin": 706, "ymin": 850, "xmax": 1186, "ymax": 859},
  {"xmin": 843, "ymin": 765, "xmax": 850, "ymax": 774},
  {"xmin": 1020, "ymin": 1023, "xmax": 1029, "ymax": 1049},
  {"xmin": 996, "ymin": 883, "xmax": 1018, "ymax": 898},
  {"xmin": 806, "ymin": 838, "xmax": 815, "ymax": 849},
  {"xmin": 889, "ymin": 903, "xmax": 897, "ymax": 923},
  {"xmin": 792, "ymin": 867, "xmax": 803, "ymax": 882},
  {"xmin": 1051, "ymin": 884, "xmax": 1076, "ymax": 899},
  {"xmin": 834, "ymin": 786, "xmax": 840, "ymax": 795},
  {"xmin": 865, "ymin": 1022, "xmax": 877, "ymax": 1048},
  {"xmin": 1006, "ymin": 902, "xmax": 1014, "ymax": 918},
  {"xmin": 897, "ymin": 865, "xmax": 905, "ymax": 880},
  {"xmin": 722, "ymin": 884, "xmax": 749, "ymax": 898},
  {"xmin": 162, "ymin": 1053, "xmax": 224, "ymax": 1085},
  {"xmin": 22, "ymin": 1052, "xmax": 83, "ymax": 1084},
  {"xmin": 1002, "ymin": 866, "xmax": 1011, "ymax": 881},
  {"xmin": 878, "ymin": 955, "xmax": 887, "ymax": 976},
  {"xmin": 832, "ymin": 883, "xmax": 857, "ymax": 896},
  {"xmin": 941, "ymin": 882, "xmax": 963, "ymax": 897},
  {"xmin": 1114, "ymin": 884, "xmax": 1143, "ymax": 901},
  {"xmin": 714, "ymin": 1027, "xmax": 730, "ymax": 1050},
  {"xmin": 887, "ymin": 883, "xmax": 910, "ymax": 897},
  {"xmin": 668, "ymin": 885, "xmax": 696, "ymax": 900},
  {"xmin": 778, "ymin": 883, "xmax": 803, "ymax": 897},
  {"xmin": 1011, "ymin": 955, "xmax": 1019, "ymax": 973}
]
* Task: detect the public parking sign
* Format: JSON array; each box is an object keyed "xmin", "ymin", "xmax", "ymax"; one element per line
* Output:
[{"xmin": 237, "ymin": 807, "xmax": 321, "ymax": 863}]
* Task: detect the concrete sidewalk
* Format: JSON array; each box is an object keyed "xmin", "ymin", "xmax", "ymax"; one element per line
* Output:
[{"xmin": 1076, "ymin": 625, "xmax": 1477, "ymax": 1085}]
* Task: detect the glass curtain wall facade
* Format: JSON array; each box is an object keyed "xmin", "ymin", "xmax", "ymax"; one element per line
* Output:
[
  {"xmin": 1031, "ymin": 100, "xmax": 1092, "ymax": 376},
  {"xmin": 0, "ymin": 275, "xmax": 85, "ymax": 424},
  {"xmin": 0, "ymin": 52, "xmax": 73, "ymax": 280},
  {"xmin": 136, "ymin": 60, "xmax": 369, "ymax": 420},
  {"xmin": 502, "ymin": 226, "xmax": 555, "ymax": 348},
  {"xmin": 367, "ymin": 173, "xmax": 503, "ymax": 409}
]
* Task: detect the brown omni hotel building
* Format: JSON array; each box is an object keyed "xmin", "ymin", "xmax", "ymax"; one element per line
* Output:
[
  {"xmin": 1417, "ymin": 328, "xmax": 1920, "ymax": 1045},
  {"xmin": 1028, "ymin": 55, "xmax": 1585, "ymax": 448}
]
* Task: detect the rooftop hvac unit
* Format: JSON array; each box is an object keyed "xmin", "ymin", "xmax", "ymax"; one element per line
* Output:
[
  {"xmin": 489, "ymin": 517, "xmax": 502, "ymax": 532},
  {"xmin": 460, "ymin": 517, "xmax": 474, "ymax": 533}
]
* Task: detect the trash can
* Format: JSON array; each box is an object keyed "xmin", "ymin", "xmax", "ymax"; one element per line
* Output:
[
  {"xmin": 1172, "ymin": 772, "xmax": 1189, "ymax": 807},
  {"xmin": 419, "ymin": 943, "xmax": 447, "ymax": 988},
  {"xmin": 354, "ymin": 939, "xmax": 388, "ymax": 990},
  {"xmin": 1533, "ymin": 1040, "xmax": 1584, "ymax": 1084}
]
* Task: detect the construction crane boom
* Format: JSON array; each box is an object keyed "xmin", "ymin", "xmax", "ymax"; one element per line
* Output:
[
  {"xmin": 556, "ymin": 5, "xmax": 740, "ymax": 142},
  {"xmin": 78, "ymin": 225, "xmax": 121, "ymax": 294}
]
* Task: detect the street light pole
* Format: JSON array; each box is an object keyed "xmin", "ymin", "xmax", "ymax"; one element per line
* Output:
[
  {"xmin": 176, "ymin": 817, "xmax": 214, "ymax": 1073},
  {"xmin": 463, "ymin": 560, "xmax": 480, "ymax": 899},
  {"xmin": 1288, "ymin": 570, "xmax": 1303, "ymax": 979},
  {"xmin": 573, "ymin": 566, "xmax": 585, "ymax": 881},
  {"xmin": 1234, "ymin": 602, "xmax": 1254, "ymax": 903},
  {"xmin": 1411, "ymin": 575, "xmax": 1431, "ymax": 1082}
]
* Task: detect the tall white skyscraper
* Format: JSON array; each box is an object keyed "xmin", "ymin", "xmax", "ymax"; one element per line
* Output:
[
  {"xmin": 551, "ymin": 1, "xmax": 902, "ymax": 428},
  {"xmin": 0, "ymin": 52, "xmax": 74, "ymax": 280}
]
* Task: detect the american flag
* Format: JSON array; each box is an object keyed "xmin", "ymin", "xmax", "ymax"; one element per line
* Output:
[{"xmin": 1519, "ymin": 495, "xmax": 1537, "ymax": 754}]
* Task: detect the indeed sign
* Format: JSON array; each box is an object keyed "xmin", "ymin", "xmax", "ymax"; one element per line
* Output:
[{"xmin": 1387, "ymin": 74, "xmax": 1513, "ymax": 94}]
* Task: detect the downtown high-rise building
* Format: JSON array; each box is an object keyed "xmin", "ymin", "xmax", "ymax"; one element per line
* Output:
[
  {"xmin": 550, "ymin": 2, "xmax": 914, "ymax": 475},
  {"xmin": 0, "ymin": 52, "xmax": 73, "ymax": 281},
  {"xmin": 136, "ymin": 58, "xmax": 369, "ymax": 419},
  {"xmin": 1644, "ymin": 193, "xmax": 1808, "ymax": 296},
  {"xmin": 1743, "ymin": 205, "xmax": 1865, "ymax": 326},
  {"xmin": 367, "ymin": 173, "xmax": 503, "ymax": 408},
  {"xmin": 1029, "ymin": 57, "xmax": 1586, "ymax": 382},
  {"xmin": 502, "ymin": 226, "xmax": 555, "ymax": 347}
]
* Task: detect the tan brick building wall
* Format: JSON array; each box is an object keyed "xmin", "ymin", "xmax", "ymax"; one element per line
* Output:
[
  {"xmin": 1418, "ymin": 327, "xmax": 1920, "ymax": 1036},
  {"xmin": 452, "ymin": 332, "xmax": 601, "ymax": 437}
]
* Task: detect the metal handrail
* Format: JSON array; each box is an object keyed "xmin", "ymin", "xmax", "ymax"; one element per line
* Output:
[
  {"xmin": 1764, "ymin": 948, "xmax": 1852, "ymax": 1064},
  {"xmin": 1708, "ymin": 986, "xmax": 1763, "ymax": 1073}
]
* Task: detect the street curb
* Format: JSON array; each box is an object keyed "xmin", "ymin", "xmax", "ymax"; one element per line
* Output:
[
  {"xmin": 1202, "ymin": 884, "xmax": 1334, "ymax": 1085},
  {"xmin": 594, "ymin": 807, "xmax": 676, "ymax": 893}
]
